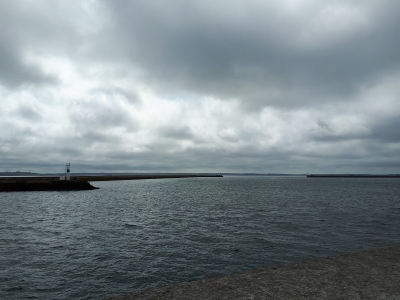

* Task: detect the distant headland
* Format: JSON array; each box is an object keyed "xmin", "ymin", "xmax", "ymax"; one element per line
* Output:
[{"xmin": 0, "ymin": 171, "xmax": 40, "ymax": 176}]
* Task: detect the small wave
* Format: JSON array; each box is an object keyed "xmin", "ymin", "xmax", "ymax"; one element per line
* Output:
[
  {"xmin": 124, "ymin": 223, "xmax": 139, "ymax": 228},
  {"xmin": 6, "ymin": 286, "xmax": 24, "ymax": 292}
]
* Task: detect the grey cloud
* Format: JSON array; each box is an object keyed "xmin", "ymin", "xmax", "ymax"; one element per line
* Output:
[
  {"xmin": 100, "ymin": 0, "xmax": 400, "ymax": 109},
  {"xmin": 312, "ymin": 134, "xmax": 366, "ymax": 143},
  {"xmin": 91, "ymin": 87, "xmax": 141, "ymax": 104},
  {"xmin": 0, "ymin": 1, "xmax": 85, "ymax": 88},
  {"xmin": 2, "ymin": 127, "xmax": 399, "ymax": 173},
  {"xmin": 0, "ymin": 121, "xmax": 36, "ymax": 144},
  {"xmin": 102, "ymin": 143, "xmax": 385, "ymax": 174},
  {"xmin": 316, "ymin": 120, "xmax": 332, "ymax": 132},
  {"xmin": 369, "ymin": 116, "xmax": 400, "ymax": 143},
  {"xmin": 0, "ymin": 47, "xmax": 58, "ymax": 88},
  {"xmin": 312, "ymin": 115, "xmax": 400, "ymax": 144},
  {"xmin": 2, "ymin": 1, "xmax": 400, "ymax": 174},
  {"xmin": 69, "ymin": 100, "xmax": 137, "ymax": 131},
  {"xmin": 156, "ymin": 126, "xmax": 193, "ymax": 140},
  {"xmin": 80, "ymin": 130, "xmax": 121, "ymax": 144},
  {"xmin": 16, "ymin": 104, "xmax": 42, "ymax": 121},
  {"xmin": 311, "ymin": 126, "xmax": 368, "ymax": 142}
]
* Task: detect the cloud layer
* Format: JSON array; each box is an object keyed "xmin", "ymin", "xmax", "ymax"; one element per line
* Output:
[{"xmin": 1, "ymin": 0, "xmax": 400, "ymax": 173}]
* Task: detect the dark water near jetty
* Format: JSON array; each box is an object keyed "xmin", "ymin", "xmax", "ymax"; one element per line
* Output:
[{"xmin": 1, "ymin": 176, "xmax": 399, "ymax": 299}]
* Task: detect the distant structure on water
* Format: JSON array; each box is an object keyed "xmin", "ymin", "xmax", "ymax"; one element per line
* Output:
[{"xmin": 60, "ymin": 163, "xmax": 71, "ymax": 180}]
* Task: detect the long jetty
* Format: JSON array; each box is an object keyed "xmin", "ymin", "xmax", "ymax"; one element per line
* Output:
[
  {"xmin": 0, "ymin": 174, "xmax": 222, "ymax": 183},
  {"xmin": 0, "ymin": 174, "xmax": 223, "ymax": 192},
  {"xmin": 104, "ymin": 244, "xmax": 400, "ymax": 299},
  {"xmin": 72, "ymin": 174, "xmax": 223, "ymax": 181}
]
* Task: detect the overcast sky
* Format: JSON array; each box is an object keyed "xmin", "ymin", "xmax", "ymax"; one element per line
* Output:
[{"xmin": 1, "ymin": 0, "xmax": 400, "ymax": 174}]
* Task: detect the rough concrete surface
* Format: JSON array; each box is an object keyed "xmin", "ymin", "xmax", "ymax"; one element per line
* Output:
[{"xmin": 104, "ymin": 245, "xmax": 400, "ymax": 300}]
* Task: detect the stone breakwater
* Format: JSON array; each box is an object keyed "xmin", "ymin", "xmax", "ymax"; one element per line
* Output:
[
  {"xmin": 70, "ymin": 174, "xmax": 223, "ymax": 181},
  {"xmin": 0, "ymin": 174, "xmax": 223, "ymax": 192},
  {"xmin": 0, "ymin": 180, "xmax": 98, "ymax": 192},
  {"xmin": 104, "ymin": 245, "xmax": 400, "ymax": 300}
]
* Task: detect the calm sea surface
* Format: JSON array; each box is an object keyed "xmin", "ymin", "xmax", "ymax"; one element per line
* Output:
[{"xmin": 1, "ymin": 176, "xmax": 399, "ymax": 299}]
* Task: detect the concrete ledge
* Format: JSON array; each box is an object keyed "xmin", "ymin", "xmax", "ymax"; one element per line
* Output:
[
  {"xmin": 0, "ymin": 180, "xmax": 98, "ymax": 192},
  {"xmin": 0, "ymin": 174, "xmax": 223, "ymax": 183},
  {"xmin": 104, "ymin": 245, "xmax": 400, "ymax": 300}
]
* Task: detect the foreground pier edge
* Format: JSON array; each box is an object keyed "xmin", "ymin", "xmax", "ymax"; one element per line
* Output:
[{"xmin": 104, "ymin": 244, "xmax": 400, "ymax": 300}]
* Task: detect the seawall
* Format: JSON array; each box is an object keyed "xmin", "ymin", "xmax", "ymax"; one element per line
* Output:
[
  {"xmin": 0, "ymin": 180, "xmax": 98, "ymax": 192},
  {"xmin": 0, "ymin": 174, "xmax": 222, "ymax": 183},
  {"xmin": 104, "ymin": 245, "xmax": 400, "ymax": 300},
  {"xmin": 70, "ymin": 174, "xmax": 223, "ymax": 181},
  {"xmin": 0, "ymin": 174, "xmax": 222, "ymax": 192}
]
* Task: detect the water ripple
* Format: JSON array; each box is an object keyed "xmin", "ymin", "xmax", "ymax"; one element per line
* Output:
[{"xmin": 1, "ymin": 176, "xmax": 399, "ymax": 299}]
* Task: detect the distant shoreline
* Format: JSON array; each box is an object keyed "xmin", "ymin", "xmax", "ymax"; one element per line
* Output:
[{"xmin": 307, "ymin": 174, "xmax": 400, "ymax": 178}]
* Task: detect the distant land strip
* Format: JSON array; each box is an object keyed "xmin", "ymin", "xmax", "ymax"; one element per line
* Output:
[{"xmin": 307, "ymin": 174, "xmax": 400, "ymax": 178}]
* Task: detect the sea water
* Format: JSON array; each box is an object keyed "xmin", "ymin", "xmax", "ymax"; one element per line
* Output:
[{"xmin": 1, "ymin": 176, "xmax": 399, "ymax": 299}]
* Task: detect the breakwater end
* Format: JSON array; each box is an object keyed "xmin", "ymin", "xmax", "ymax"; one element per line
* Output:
[
  {"xmin": 0, "ymin": 180, "xmax": 98, "ymax": 192},
  {"xmin": 104, "ymin": 245, "xmax": 400, "ymax": 300}
]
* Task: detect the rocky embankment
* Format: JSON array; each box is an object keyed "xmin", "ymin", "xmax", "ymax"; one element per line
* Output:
[{"xmin": 0, "ymin": 180, "xmax": 98, "ymax": 192}]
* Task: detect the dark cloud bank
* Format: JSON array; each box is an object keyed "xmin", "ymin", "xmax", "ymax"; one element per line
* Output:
[{"xmin": 1, "ymin": 0, "xmax": 400, "ymax": 174}]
